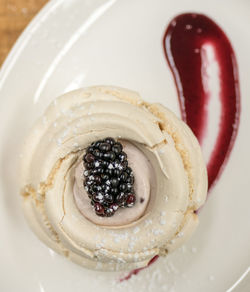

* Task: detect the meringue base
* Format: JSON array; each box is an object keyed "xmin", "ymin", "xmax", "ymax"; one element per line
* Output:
[{"xmin": 20, "ymin": 86, "xmax": 207, "ymax": 271}]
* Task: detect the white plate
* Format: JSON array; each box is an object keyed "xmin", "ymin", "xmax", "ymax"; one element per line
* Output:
[{"xmin": 0, "ymin": 0, "xmax": 249, "ymax": 291}]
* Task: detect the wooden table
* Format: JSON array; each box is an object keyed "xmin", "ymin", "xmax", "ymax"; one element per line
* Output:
[{"xmin": 0, "ymin": 0, "xmax": 49, "ymax": 66}]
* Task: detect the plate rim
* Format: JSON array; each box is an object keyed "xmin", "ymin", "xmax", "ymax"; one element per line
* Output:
[{"xmin": 0, "ymin": 0, "xmax": 61, "ymax": 90}]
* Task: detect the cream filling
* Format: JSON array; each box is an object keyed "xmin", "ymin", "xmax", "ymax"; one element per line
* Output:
[{"xmin": 73, "ymin": 141, "xmax": 153, "ymax": 226}]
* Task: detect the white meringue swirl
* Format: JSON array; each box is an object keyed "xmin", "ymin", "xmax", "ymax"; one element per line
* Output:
[{"xmin": 20, "ymin": 86, "xmax": 207, "ymax": 271}]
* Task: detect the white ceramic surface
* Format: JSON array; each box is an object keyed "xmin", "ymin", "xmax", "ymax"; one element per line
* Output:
[{"xmin": 0, "ymin": 0, "xmax": 249, "ymax": 291}]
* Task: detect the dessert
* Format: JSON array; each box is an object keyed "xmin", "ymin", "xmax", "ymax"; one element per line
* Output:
[{"xmin": 20, "ymin": 85, "xmax": 207, "ymax": 271}]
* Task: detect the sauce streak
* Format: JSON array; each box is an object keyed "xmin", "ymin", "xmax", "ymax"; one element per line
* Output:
[
  {"xmin": 163, "ymin": 13, "xmax": 240, "ymax": 189},
  {"xmin": 119, "ymin": 255, "xmax": 159, "ymax": 282}
]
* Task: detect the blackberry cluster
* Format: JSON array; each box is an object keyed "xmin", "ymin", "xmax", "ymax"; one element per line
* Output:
[{"xmin": 83, "ymin": 137, "xmax": 136, "ymax": 217}]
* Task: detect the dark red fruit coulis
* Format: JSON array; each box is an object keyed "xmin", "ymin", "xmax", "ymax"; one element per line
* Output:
[
  {"xmin": 163, "ymin": 13, "xmax": 240, "ymax": 190},
  {"xmin": 119, "ymin": 255, "xmax": 159, "ymax": 282}
]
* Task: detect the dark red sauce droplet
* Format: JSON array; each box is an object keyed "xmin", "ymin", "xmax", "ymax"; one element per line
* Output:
[
  {"xmin": 163, "ymin": 13, "xmax": 240, "ymax": 190},
  {"xmin": 119, "ymin": 255, "xmax": 159, "ymax": 282},
  {"xmin": 120, "ymin": 12, "xmax": 240, "ymax": 282},
  {"xmin": 140, "ymin": 197, "xmax": 145, "ymax": 203}
]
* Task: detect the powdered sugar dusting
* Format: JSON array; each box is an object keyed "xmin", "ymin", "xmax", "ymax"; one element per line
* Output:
[
  {"xmin": 145, "ymin": 219, "xmax": 153, "ymax": 227},
  {"xmin": 152, "ymin": 229, "xmax": 164, "ymax": 236},
  {"xmin": 160, "ymin": 218, "xmax": 166, "ymax": 225},
  {"xmin": 42, "ymin": 116, "xmax": 48, "ymax": 124},
  {"xmin": 133, "ymin": 227, "xmax": 140, "ymax": 234},
  {"xmin": 85, "ymin": 236, "xmax": 212, "ymax": 291}
]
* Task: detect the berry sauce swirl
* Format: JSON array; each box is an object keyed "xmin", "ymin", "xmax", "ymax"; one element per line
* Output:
[{"xmin": 163, "ymin": 13, "xmax": 240, "ymax": 190}]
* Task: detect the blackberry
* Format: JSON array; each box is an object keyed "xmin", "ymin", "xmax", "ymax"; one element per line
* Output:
[
  {"xmin": 103, "ymin": 151, "xmax": 116, "ymax": 161},
  {"xmin": 106, "ymin": 207, "xmax": 115, "ymax": 217},
  {"xmin": 120, "ymin": 172, "xmax": 128, "ymax": 182},
  {"xmin": 112, "ymin": 143, "xmax": 122, "ymax": 155},
  {"xmin": 111, "ymin": 178, "xmax": 119, "ymax": 187},
  {"xmin": 104, "ymin": 193, "xmax": 114, "ymax": 204},
  {"xmin": 104, "ymin": 137, "xmax": 115, "ymax": 145},
  {"xmin": 105, "ymin": 168, "xmax": 113, "ymax": 176},
  {"xmin": 101, "ymin": 174, "xmax": 109, "ymax": 181},
  {"xmin": 119, "ymin": 183, "xmax": 127, "ymax": 192},
  {"xmin": 113, "ymin": 169, "xmax": 122, "ymax": 177},
  {"xmin": 86, "ymin": 146, "xmax": 94, "ymax": 153},
  {"xmin": 85, "ymin": 162, "xmax": 94, "ymax": 169},
  {"xmin": 110, "ymin": 187, "xmax": 118, "ymax": 194},
  {"xmin": 119, "ymin": 152, "xmax": 127, "ymax": 162},
  {"xmin": 127, "ymin": 176, "xmax": 134, "ymax": 184},
  {"xmin": 94, "ymin": 203, "xmax": 105, "ymax": 215},
  {"xmin": 93, "ymin": 192, "xmax": 104, "ymax": 203},
  {"xmin": 92, "ymin": 140, "xmax": 102, "ymax": 148},
  {"xmin": 99, "ymin": 142, "xmax": 111, "ymax": 152},
  {"xmin": 127, "ymin": 183, "xmax": 133, "ymax": 192},
  {"xmin": 102, "ymin": 160, "xmax": 109, "ymax": 168},
  {"xmin": 84, "ymin": 153, "xmax": 95, "ymax": 163},
  {"xmin": 93, "ymin": 175, "xmax": 101, "ymax": 184},
  {"xmin": 110, "ymin": 203, "xmax": 119, "ymax": 211},
  {"xmin": 115, "ymin": 192, "xmax": 127, "ymax": 206},
  {"xmin": 82, "ymin": 137, "xmax": 136, "ymax": 217},
  {"xmin": 92, "ymin": 167, "xmax": 104, "ymax": 175},
  {"xmin": 126, "ymin": 167, "xmax": 133, "ymax": 175},
  {"xmin": 121, "ymin": 160, "xmax": 128, "ymax": 168},
  {"xmin": 126, "ymin": 194, "xmax": 136, "ymax": 207},
  {"xmin": 88, "ymin": 185, "xmax": 96, "ymax": 195},
  {"xmin": 93, "ymin": 149, "xmax": 101, "ymax": 157}
]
